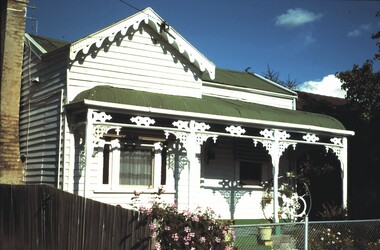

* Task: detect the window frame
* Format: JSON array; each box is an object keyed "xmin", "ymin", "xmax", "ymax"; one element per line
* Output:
[{"xmin": 100, "ymin": 138, "xmax": 159, "ymax": 191}]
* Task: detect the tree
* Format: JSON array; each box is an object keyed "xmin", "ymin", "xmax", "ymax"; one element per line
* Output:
[
  {"xmin": 334, "ymin": 12, "xmax": 380, "ymax": 218},
  {"xmin": 335, "ymin": 60, "xmax": 380, "ymax": 122},
  {"xmin": 371, "ymin": 11, "xmax": 380, "ymax": 60},
  {"xmin": 262, "ymin": 64, "xmax": 300, "ymax": 90}
]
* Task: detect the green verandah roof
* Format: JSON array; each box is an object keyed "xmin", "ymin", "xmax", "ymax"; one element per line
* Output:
[{"xmin": 71, "ymin": 86, "xmax": 346, "ymax": 131}]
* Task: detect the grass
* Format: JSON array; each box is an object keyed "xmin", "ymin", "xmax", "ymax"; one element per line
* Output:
[{"xmin": 232, "ymin": 219, "xmax": 273, "ymax": 249}]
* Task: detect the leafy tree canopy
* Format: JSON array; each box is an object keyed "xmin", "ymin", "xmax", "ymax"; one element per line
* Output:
[
  {"xmin": 371, "ymin": 11, "xmax": 380, "ymax": 60},
  {"xmin": 335, "ymin": 60, "xmax": 380, "ymax": 122}
]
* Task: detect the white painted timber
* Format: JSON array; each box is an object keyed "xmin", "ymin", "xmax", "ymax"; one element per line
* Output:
[{"xmin": 68, "ymin": 24, "xmax": 203, "ymax": 101}]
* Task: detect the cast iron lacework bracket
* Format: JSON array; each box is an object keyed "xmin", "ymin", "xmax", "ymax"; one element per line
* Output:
[
  {"xmin": 91, "ymin": 111, "xmax": 121, "ymax": 156},
  {"xmin": 253, "ymin": 129, "xmax": 296, "ymax": 158},
  {"xmin": 164, "ymin": 120, "xmax": 218, "ymax": 149},
  {"xmin": 325, "ymin": 137, "xmax": 344, "ymax": 165},
  {"xmin": 214, "ymin": 179, "xmax": 252, "ymax": 220}
]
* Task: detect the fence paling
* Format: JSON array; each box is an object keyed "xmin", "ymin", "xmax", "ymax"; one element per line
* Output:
[{"xmin": 0, "ymin": 184, "xmax": 151, "ymax": 250}]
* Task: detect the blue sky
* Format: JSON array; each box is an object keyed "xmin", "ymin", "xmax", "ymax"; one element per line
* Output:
[{"xmin": 26, "ymin": 0, "xmax": 380, "ymax": 97}]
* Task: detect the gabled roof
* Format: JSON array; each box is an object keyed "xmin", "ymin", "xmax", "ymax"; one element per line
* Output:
[
  {"xmin": 69, "ymin": 85, "xmax": 354, "ymax": 135},
  {"xmin": 29, "ymin": 34, "xmax": 69, "ymax": 53},
  {"xmin": 69, "ymin": 7, "xmax": 216, "ymax": 80},
  {"xmin": 205, "ymin": 68, "xmax": 296, "ymax": 96}
]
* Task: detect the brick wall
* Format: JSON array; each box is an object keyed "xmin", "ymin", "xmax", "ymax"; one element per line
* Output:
[{"xmin": 0, "ymin": 0, "xmax": 29, "ymax": 183}]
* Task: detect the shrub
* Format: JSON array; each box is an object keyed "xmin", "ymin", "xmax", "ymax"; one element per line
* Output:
[{"xmin": 137, "ymin": 191, "xmax": 235, "ymax": 249}]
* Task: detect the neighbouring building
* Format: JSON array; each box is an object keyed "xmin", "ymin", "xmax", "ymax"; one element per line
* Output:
[
  {"xmin": 0, "ymin": 0, "xmax": 29, "ymax": 183},
  {"xmin": 20, "ymin": 8, "xmax": 354, "ymax": 220}
]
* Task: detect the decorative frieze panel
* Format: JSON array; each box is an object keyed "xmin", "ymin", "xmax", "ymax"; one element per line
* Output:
[
  {"xmin": 92, "ymin": 111, "xmax": 112, "ymax": 123},
  {"xmin": 172, "ymin": 120, "xmax": 210, "ymax": 132},
  {"xmin": 225, "ymin": 125, "xmax": 246, "ymax": 136},
  {"xmin": 303, "ymin": 133, "xmax": 319, "ymax": 143},
  {"xmin": 130, "ymin": 116, "xmax": 155, "ymax": 126}
]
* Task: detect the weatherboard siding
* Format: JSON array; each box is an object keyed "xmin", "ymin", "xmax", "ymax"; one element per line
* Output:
[
  {"xmin": 67, "ymin": 24, "xmax": 202, "ymax": 102},
  {"xmin": 20, "ymin": 44, "xmax": 67, "ymax": 186}
]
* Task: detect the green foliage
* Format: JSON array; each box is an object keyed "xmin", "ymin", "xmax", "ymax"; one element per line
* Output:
[
  {"xmin": 318, "ymin": 203, "xmax": 347, "ymax": 221},
  {"xmin": 371, "ymin": 11, "xmax": 380, "ymax": 60},
  {"xmin": 336, "ymin": 60, "xmax": 380, "ymax": 122},
  {"xmin": 309, "ymin": 227, "xmax": 355, "ymax": 249},
  {"xmin": 309, "ymin": 226, "xmax": 380, "ymax": 250},
  {"xmin": 137, "ymin": 195, "xmax": 235, "ymax": 249}
]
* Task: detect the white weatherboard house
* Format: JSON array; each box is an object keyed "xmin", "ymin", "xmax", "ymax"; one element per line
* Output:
[{"xmin": 21, "ymin": 8, "xmax": 354, "ymax": 221}]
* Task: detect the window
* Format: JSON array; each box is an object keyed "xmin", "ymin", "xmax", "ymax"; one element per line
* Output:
[
  {"xmin": 119, "ymin": 145, "xmax": 154, "ymax": 186},
  {"xmin": 101, "ymin": 136, "xmax": 160, "ymax": 188},
  {"xmin": 239, "ymin": 161, "xmax": 262, "ymax": 185}
]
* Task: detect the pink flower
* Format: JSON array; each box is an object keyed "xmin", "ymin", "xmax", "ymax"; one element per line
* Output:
[
  {"xmin": 154, "ymin": 242, "xmax": 161, "ymax": 250},
  {"xmin": 184, "ymin": 226, "xmax": 191, "ymax": 233},
  {"xmin": 146, "ymin": 208, "xmax": 153, "ymax": 215},
  {"xmin": 199, "ymin": 237, "xmax": 206, "ymax": 243},
  {"xmin": 191, "ymin": 216, "xmax": 199, "ymax": 222},
  {"xmin": 171, "ymin": 233, "xmax": 179, "ymax": 241},
  {"xmin": 164, "ymin": 226, "xmax": 171, "ymax": 231},
  {"xmin": 183, "ymin": 235, "xmax": 192, "ymax": 242},
  {"xmin": 149, "ymin": 223, "xmax": 157, "ymax": 230},
  {"xmin": 215, "ymin": 237, "xmax": 221, "ymax": 243}
]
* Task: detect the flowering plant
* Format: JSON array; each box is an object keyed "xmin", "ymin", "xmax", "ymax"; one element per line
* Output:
[{"xmin": 137, "ymin": 188, "xmax": 235, "ymax": 249}]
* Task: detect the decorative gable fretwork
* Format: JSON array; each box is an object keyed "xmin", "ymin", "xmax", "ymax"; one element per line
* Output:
[{"xmin": 69, "ymin": 7, "xmax": 215, "ymax": 79}]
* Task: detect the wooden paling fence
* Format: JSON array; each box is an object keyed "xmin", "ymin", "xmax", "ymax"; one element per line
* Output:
[{"xmin": 0, "ymin": 184, "xmax": 151, "ymax": 250}]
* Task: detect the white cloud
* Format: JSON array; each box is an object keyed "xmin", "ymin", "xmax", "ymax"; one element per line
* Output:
[
  {"xmin": 348, "ymin": 29, "xmax": 361, "ymax": 37},
  {"xmin": 299, "ymin": 74, "xmax": 346, "ymax": 98},
  {"xmin": 303, "ymin": 33, "xmax": 315, "ymax": 46},
  {"xmin": 347, "ymin": 23, "xmax": 372, "ymax": 37},
  {"xmin": 275, "ymin": 8, "xmax": 323, "ymax": 28}
]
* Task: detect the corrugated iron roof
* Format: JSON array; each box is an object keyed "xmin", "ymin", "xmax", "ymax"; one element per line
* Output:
[
  {"xmin": 71, "ymin": 85, "xmax": 346, "ymax": 131},
  {"xmin": 29, "ymin": 34, "xmax": 69, "ymax": 52},
  {"xmin": 207, "ymin": 68, "xmax": 295, "ymax": 96}
]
